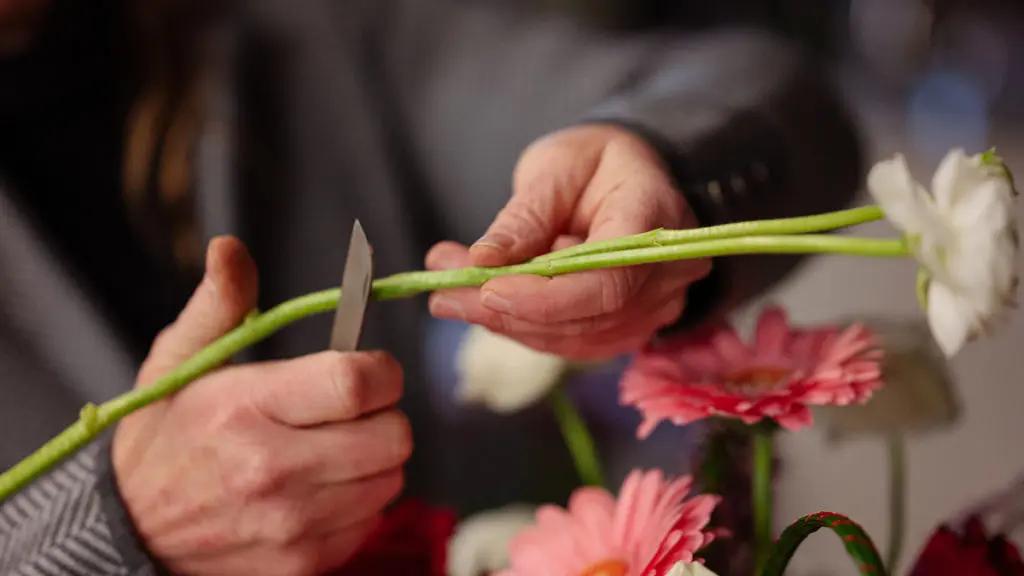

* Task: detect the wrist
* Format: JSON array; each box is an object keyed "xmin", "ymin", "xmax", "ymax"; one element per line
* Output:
[{"xmin": 95, "ymin": 432, "xmax": 169, "ymax": 575}]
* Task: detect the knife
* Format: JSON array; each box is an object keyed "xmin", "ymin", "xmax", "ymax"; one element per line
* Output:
[{"xmin": 329, "ymin": 220, "xmax": 374, "ymax": 352}]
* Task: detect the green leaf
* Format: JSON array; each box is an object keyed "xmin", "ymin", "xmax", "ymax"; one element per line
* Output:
[{"xmin": 761, "ymin": 512, "xmax": 887, "ymax": 576}]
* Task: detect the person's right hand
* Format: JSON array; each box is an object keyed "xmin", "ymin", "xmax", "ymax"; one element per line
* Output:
[{"xmin": 112, "ymin": 237, "xmax": 412, "ymax": 576}]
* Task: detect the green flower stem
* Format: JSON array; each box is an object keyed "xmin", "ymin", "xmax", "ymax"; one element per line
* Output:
[
  {"xmin": 0, "ymin": 289, "xmax": 340, "ymax": 500},
  {"xmin": 886, "ymin": 434, "xmax": 907, "ymax": 573},
  {"xmin": 753, "ymin": 426, "xmax": 775, "ymax": 576},
  {"xmin": 534, "ymin": 205, "xmax": 885, "ymax": 262},
  {"xmin": 374, "ymin": 234, "xmax": 909, "ymax": 300},
  {"xmin": 761, "ymin": 512, "xmax": 888, "ymax": 576},
  {"xmin": 0, "ymin": 233, "xmax": 907, "ymax": 502},
  {"xmin": 549, "ymin": 386, "xmax": 605, "ymax": 488}
]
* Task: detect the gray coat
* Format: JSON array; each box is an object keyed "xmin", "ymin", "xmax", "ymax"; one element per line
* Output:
[{"xmin": 0, "ymin": 0, "xmax": 860, "ymax": 572}]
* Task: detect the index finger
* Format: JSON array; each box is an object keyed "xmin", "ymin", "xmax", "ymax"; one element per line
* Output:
[{"xmin": 479, "ymin": 266, "xmax": 653, "ymax": 323}]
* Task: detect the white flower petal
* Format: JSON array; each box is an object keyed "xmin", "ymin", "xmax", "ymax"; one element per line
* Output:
[
  {"xmin": 873, "ymin": 148, "xmax": 1018, "ymax": 356},
  {"xmin": 867, "ymin": 154, "xmax": 937, "ymax": 235},
  {"xmin": 666, "ymin": 562, "xmax": 721, "ymax": 576},
  {"xmin": 927, "ymin": 281, "xmax": 975, "ymax": 357},
  {"xmin": 948, "ymin": 179, "xmax": 1015, "ymax": 232},
  {"xmin": 455, "ymin": 326, "xmax": 569, "ymax": 413},
  {"xmin": 447, "ymin": 505, "xmax": 536, "ymax": 576},
  {"xmin": 931, "ymin": 148, "xmax": 973, "ymax": 211}
]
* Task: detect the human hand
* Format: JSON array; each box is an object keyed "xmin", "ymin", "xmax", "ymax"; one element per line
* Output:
[
  {"xmin": 112, "ymin": 238, "xmax": 411, "ymax": 576},
  {"xmin": 427, "ymin": 125, "xmax": 710, "ymax": 359}
]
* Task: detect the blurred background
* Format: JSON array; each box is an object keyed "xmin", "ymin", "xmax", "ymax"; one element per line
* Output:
[{"xmin": 2, "ymin": 0, "xmax": 1023, "ymax": 574}]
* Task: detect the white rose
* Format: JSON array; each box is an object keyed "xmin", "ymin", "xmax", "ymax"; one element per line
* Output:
[
  {"xmin": 446, "ymin": 504, "xmax": 536, "ymax": 576},
  {"xmin": 868, "ymin": 148, "xmax": 1018, "ymax": 356},
  {"xmin": 665, "ymin": 561, "xmax": 720, "ymax": 576},
  {"xmin": 455, "ymin": 326, "xmax": 569, "ymax": 412}
]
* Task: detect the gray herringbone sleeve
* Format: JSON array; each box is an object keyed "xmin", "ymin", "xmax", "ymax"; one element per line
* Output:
[{"xmin": 0, "ymin": 444, "xmax": 129, "ymax": 575}]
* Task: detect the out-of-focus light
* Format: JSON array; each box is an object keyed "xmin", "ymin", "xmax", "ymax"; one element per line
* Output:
[
  {"xmin": 907, "ymin": 71, "xmax": 989, "ymax": 166},
  {"xmin": 850, "ymin": 0, "xmax": 933, "ymax": 81},
  {"xmin": 940, "ymin": 16, "xmax": 1010, "ymax": 104}
]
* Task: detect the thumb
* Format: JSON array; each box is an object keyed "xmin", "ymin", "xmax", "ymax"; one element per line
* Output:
[
  {"xmin": 137, "ymin": 236, "xmax": 259, "ymax": 386},
  {"xmin": 470, "ymin": 132, "xmax": 608, "ymax": 267},
  {"xmin": 469, "ymin": 185, "xmax": 573, "ymax": 267}
]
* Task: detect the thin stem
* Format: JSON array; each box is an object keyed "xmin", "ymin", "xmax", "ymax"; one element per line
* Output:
[
  {"xmin": 886, "ymin": 434, "xmax": 906, "ymax": 573},
  {"xmin": 0, "ymin": 233, "xmax": 908, "ymax": 502},
  {"xmin": 0, "ymin": 289, "xmax": 341, "ymax": 499},
  {"xmin": 753, "ymin": 427, "xmax": 774, "ymax": 576},
  {"xmin": 549, "ymin": 386, "xmax": 605, "ymax": 488},
  {"xmin": 534, "ymin": 205, "xmax": 885, "ymax": 262},
  {"xmin": 373, "ymin": 235, "xmax": 909, "ymax": 300}
]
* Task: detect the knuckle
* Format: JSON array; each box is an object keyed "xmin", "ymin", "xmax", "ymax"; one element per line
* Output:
[
  {"xmin": 369, "ymin": 351, "xmax": 403, "ymax": 390},
  {"xmin": 264, "ymin": 502, "xmax": 310, "ymax": 546},
  {"xmin": 502, "ymin": 200, "xmax": 549, "ymax": 237},
  {"xmin": 223, "ymin": 447, "xmax": 282, "ymax": 497},
  {"xmin": 381, "ymin": 411, "xmax": 414, "ymax": 465},
  {"xmin": 601, "ymin": 271, "xmax": 634, "ymax": 314},
  {"xmin": 327, "ymin": 352, "xmax": 366, "ymax": 418},
  {"xmin": 150, "ymin": 325, "xmax": 176, "ymax": 352}
]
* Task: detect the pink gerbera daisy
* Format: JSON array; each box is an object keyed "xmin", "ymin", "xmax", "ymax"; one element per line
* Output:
[
  {"xmin": 621, "ymin": 307, "xmax": 883, "ymax": 437},
  {"xmin": 498, "ymin": 469, "xmax": 719, "ymax": 576}
]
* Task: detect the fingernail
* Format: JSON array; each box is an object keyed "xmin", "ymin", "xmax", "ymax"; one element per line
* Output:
[
  {"xmin": 430, "ymin": 296, "xmax": 466, "ymax": 320},
  {"xmin": 481, "ymin": 290, "xmax": 513, "ymax": 314},
  {"xmin": 472, "ymin": 232, "xmax": 515, "ymax": 251}
]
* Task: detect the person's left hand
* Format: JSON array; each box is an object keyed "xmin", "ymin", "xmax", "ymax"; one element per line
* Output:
[{"xmin": 426, "ymin": 124, "xmax": 710, "ymax": 359}]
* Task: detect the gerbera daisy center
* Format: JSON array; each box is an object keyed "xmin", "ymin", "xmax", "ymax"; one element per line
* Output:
[
  {"xmin": 579, "ymin": 559, "xmax": 629, "ymax": 576},
  {"xmin": 722, "ymin": 365, "xmax": 792, "ymax": 395}
]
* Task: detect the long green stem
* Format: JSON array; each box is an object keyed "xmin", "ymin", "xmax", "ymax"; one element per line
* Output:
[
  {"xmin": 886, "ymin": 434, "xmax": 906, "ymax": 573},
  {"xmin": 534, "ymin": 205, "xmax": 885, "ymax": 262},
  {"xmin": 549, "ymin": 386, "xmax": 605, "ymax": 487},
  {"xmin": 374, "ymin": 235, "xmax": 908, "ymax": 300},
  {"xmin": 0, "ymin": 233, "xmax": 908, "ymax": 502},
  {"xmin": 0, "ymin": 289, "xmax": 341, "ymax": 499},
  {"xmin": 753, "ymin": 427, "xmax": 775, "ymax": 576}
]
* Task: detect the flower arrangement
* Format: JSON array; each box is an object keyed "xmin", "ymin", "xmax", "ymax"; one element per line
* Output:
[{"xmin": 0, "ymin": 149, "xmax": 1019, "ymax": 575}]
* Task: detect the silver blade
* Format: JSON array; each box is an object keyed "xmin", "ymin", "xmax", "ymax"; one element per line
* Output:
[{"xmin": 329, "ymin": 220, "xmax": 373, "ymax": 352}]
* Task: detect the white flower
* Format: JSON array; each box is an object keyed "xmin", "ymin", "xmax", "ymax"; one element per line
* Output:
[
  {"xmin": 868, "ymin": 148, "xmax": 1018, "ymax": 356},
  {"xmin": 665, "ymin": 561, "xmax": 720, "ymax": 576},
  {"xmin": 446, "ymin": 504, "xmax": 535, "ymax": 576},
  {"xmin": 455, "ymin": 326, "xmax": 569, "ymax": 412}
]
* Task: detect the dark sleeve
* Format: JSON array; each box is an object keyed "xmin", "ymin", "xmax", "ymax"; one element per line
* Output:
[
  {"xmin": 368, "ymin": 1, "xmax": 862, "ymax": 321},
  {"xmin": 584, "ymin": 30, "xmax": 863, "ymax": 325},
  {"xmin": 0, "ymin": 439, "xmax": 160, "ymax": 576}
]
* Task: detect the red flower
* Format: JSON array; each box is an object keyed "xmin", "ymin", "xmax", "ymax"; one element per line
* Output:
[
  {"xmin": 910, "ymin": 516, "xmax": 1024, "ymax": 576},
  {"xmin": 621, "ymin": 307, "xmax": 882, "ymax": 436},
  {"xmin": 333, "ymin": 499, "xmax": 457, "ymax": 576}
]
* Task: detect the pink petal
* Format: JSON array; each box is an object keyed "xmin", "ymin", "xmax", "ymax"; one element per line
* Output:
[
  {"xmin": 710, "ymin": 327, "xmax": 753, "ymax": 365},
  {"xmin": 754, "ymin": 307, "xmax": 792, "ymax": 356}
]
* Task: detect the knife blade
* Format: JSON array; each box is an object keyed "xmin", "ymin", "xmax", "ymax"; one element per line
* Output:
[{"xmin": 329, "ymin": 220, "xmax": 373, "ymax": 352}]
